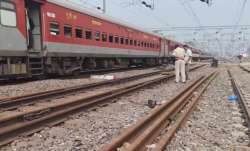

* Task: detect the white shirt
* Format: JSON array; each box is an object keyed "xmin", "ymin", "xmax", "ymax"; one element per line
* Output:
[
  {"xmin": 173, "ymin": 47, "xmax": 185, "ymax": 59},
  {"xmin": 185, "ymin": 49, "xmax": 193, "ymax": 64}
]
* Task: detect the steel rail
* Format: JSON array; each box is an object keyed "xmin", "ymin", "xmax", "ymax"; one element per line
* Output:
[
  {"xmin": 228, "ymin": 70, "xmax": 250, "ymax": 130},
  {"xmin": 153, "ymin": 72, "xmax": 218, "ymax": 151},
  {"xmin": 0, "ymin": 75, "xmax": 171, "ymax": 125},
  {"xmin": 0, "ymin": 75, "xmax": 169, "ymax": 146},
  {"xmin": 100, "ymin": 71, "xmax": 218, "ymax": 151},
  {"xmin": 0, "ymin": 65, "xmax": 205, "ymax": 111},
  {"xmin": 0, "ymin": 65, "xmax": 204, "ymax": 146},
  {"xmin": 0, "ymin": 68, "xmax": 175, "ymax": 111}
]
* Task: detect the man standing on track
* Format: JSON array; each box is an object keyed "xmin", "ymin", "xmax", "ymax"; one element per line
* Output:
[
  {"xmin": 173, "ymin": 45, "xmax": 186, "ymax": 83},
  {"xmin": 184, "ymin": 45, "xmax": 193, "ymax": 80}
]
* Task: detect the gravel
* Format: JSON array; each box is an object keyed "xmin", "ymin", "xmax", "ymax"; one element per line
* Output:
[
  {"xmin": 0, "ymin": 67, "xmax": 165, "ymax": 98},
  {"xmin": 165, "ymin": 65, "xmax": 249, "ymax": 151},
  {"xmin": 1, "ymin": 65, "xmax": 213, "ymax": 151}
]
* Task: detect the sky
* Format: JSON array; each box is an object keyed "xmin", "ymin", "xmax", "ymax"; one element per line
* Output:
[{"xmin": 67, "ymin": 0, "xmax": 250, "ymax": 56}]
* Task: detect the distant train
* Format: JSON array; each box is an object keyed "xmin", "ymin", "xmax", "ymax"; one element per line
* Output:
[{"xmin": 0, "ymin": 0, "xmax": 207, "ymax": 79}]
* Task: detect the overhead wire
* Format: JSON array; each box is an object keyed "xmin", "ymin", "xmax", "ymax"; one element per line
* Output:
[
  {"xmin": 177, "ymin": 0, "xmax": 202, "ymax": 27},
  {"xmin": 231, "ymin": 0, "xmax": 248, "ymax": 53},
  {"xmin": 234, "ymin": 0, "xmax": 247, "ymax": 29},
  {"xmin": 66, "ymin": 0, "xmax": 102, "ymax": 11},
  {"xmin": 108, "ymin": 0, "xmax": 170, "ymax": 28},
  {"xmin": 135, "ymin": 2, "xmax": 169, "ymax": 27},
  {"xmin": 185, "ymin": 2, "xmax": 202, "ymax": 27}
]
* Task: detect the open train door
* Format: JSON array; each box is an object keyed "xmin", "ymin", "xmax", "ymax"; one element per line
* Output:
[
  {"xmin": 25, "ymin": 0, "xmax": 46, "ymax": 52},
  {"xmin": 25, "ymin": 0, "xmax": 46, "ymax": 77}
]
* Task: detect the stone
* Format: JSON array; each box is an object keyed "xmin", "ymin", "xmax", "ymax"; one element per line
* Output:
[{"xmin": 232, "ymin": 146, "xmax": 250, "ymax": 151}]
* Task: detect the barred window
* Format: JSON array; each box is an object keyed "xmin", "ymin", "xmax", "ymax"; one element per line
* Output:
[
  {"xmin": 120, "ymin": 37, "xmax": 124, "ymax": 44},
  {"xmin": 49, "ymin": 22, "xmax": 60, "ymax": 36},
  {"xmin": 95, "ymin": 31, "xmax": 100, "ymax": 41},
  {"xmin": 134, "ymin": 40, "xmax": 137, "ymax": 46},
  {"xmin": 114, "ymin": 36, "xmax": 119, "ymax": 43},
  {"xmin": 125, "ymin": 38, "xmax": 129, "ymax": 45},
  {"xmin": 102, "ymin": 33, "xmax": 107, "ymax": 42},
  {"xmin": 85, "ymin": 30, "xmax": 92, "ymax": 40},
  {"xmin": 109, "ymin": 34, "xmax": 113, "ymax": 43},
  {"xmin": 130, "ymin": 39, "xmax": 133, "ymax": 45},
  {"xmin": 64, "ymin": 25, "xmax": 72, "ymax": 38},
  {"xmin": 75, "ymin": 27, "xmax": 83, "ymax": 38}
]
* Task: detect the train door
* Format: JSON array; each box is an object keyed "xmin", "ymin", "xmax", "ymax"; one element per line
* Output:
[
  {"xmin": 25, "ymin": 0, "xmax": 45, "ymax": 77},
  {"xmin": 25, "ymin": 0, "xmax": 43, "ymax": 52}
]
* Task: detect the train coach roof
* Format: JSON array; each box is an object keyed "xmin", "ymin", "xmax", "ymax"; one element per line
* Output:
[{"xmin": 46, "ymin": 0, "xmax": 162, "ymax": 38}]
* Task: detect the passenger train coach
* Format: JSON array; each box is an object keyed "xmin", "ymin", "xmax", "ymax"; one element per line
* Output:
[{"xmin": 0, "ymin": 0, "xmax": 203, "ymax": 79}]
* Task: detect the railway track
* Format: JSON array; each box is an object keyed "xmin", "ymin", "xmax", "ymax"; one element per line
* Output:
[
  {"xmin": 0, "ymin": 68, "xmax": 174, "ymax": 111},
  {"xmin": 99, "ymin": 70, "xmax": 218, "ymax": 151},
  {"xmin": 0, "ymin": 65, "xmax": 205, "ymax": 146},
  {"xmin": 0, "ymin": 65, "xmax": 204, "ymax": 111},
  {"xmin": 228, "ymin": 69, "xmax": 250, "ymax": 135}
]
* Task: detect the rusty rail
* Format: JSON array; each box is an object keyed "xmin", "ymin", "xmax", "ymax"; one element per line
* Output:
[
  {"xmin": 0, "ymin": 65, "xmax": 205, "ymax": 111},
  {"xmin": 99, "ymin": 71, "xmax": 218, "ymax": 151},
  {"xmin": 0, "ymin": 65, "xmax": 205, "ymax": 146},
  {"xmin": 228, "ymin": 70, "xmax": 250, "ymax": 131},
  {"xmin": 0, "ymin": 69, "xmax": 174, "ymax": 111}
]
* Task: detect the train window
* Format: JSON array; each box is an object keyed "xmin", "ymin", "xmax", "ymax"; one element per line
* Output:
[
  {"xmin": 109, "ymin": 34, "xmax": 113, "ymax": 43},
  {"xmin": 85, "ymin": 30, "xmax": 92, "ymax": 40},
  {"xmin": 141, "ymin": 42, "xmax": 143, "ymax": 47},
  {"xmin": 134, "ymin": 40, "xmax": 137, "ymax": 46},
  {"xmin": 120, "ymin": 37, "xmax": 124, "ymax": 44},
  {"xmin": 144, "ymin": 42, "xmax": 147, "ymax": 47},
  {"xmin": 64, "ymin": 25, "xmax": 72, "ymax": 38},
  {"xmin": 95, "ymin": 31, "xmax": 100, "ymax": 41},
  {"xmin": 130, "ymin": 40, "xmax": 133, "ymax": 45},
  {"xmin": 0, "ymin": 1, "xmax": 16, "ymax": 27},
  {"xmin": 75, "ymin": 27, "xmax": 83, "ymax": 38},
  {"xmin": 102, "ymin": 33, "xmax": 107, "ymax": 42},
  {"xmin": 125, "ymin": 38, "xmax": 129, "ymax": 45},
  {"xmin": 150, "ymin": 43, "xmax": 152, "ymax": 48},
  {"xmin": 49, "ymin": 22, "xmax": 60, "ymax": 36},
  {"xmin": 114, "ymin": 36, "xmax": 119, "ymax": 44},
  {"xmin": 137, "ymin": 41, "xmax": 140, "ymax": 47},
  {"xmin": 147, "ymin": 43, "xmax": 149, "ymax": 48},
  {"xmin": 153, "ymin": 44, "xmax": 155, "ymax": 48}
]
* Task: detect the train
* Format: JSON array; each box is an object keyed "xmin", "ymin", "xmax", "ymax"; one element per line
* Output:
[{"xmin": 0, "ymin": 0, "xmax": 208, "ymax": 79}]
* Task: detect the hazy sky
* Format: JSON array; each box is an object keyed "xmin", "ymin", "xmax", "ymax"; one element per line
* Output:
[
  {"xmin": 70, "ymin": 0, "xmax": 250, "ymax": 27},
  {"xmin": 67, "ymin": 0, "xmax": 250, "ymax": 55}
]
